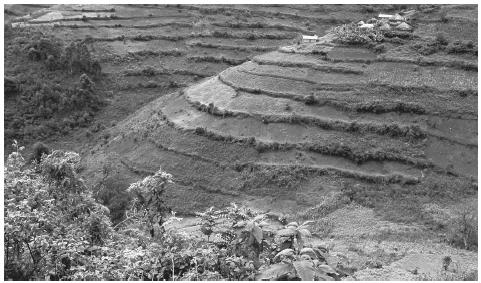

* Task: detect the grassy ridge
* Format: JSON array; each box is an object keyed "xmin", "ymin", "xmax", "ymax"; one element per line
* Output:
[
  {"xmin": 252, "ymin": 56, "xmax": 364, "ymax": 74},
  {"xmin": 219, "ymin": 71, "xmax": 430, "ymax": 115},
  {"xmin": 187, "ymin": 55, "xmax": 248, "ymax": 66},
  {"xmin": 157, "ymin": 105, "xmax": 431, "ymax": 168},
  {"xmin": 188, "ymin": 99, "xmax": 427, "ymax": 141},
  {"xmin": 83, "ymin": 30, "xmax": 296, "ymax": 43},
  {"xmin": 124, "ymin": 66, "xmax": 212, "ymax": 78},
  {"xmin": 146, "ymin": 131, "xmax": 420, "ymax": 185},
  {"xmin": 187, "ymin": 41, "xmax": 278, "ymax": 52}
]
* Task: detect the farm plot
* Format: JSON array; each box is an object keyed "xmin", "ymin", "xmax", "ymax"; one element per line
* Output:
[
  {"xmin": 5, "ymin": 6, "xmax": 478, "ymax": 279},
  {"xmin": 162, "ymin": 93, "xmax": 427, "ymax": 165},
  {"xmin": 326, "ymin": 46, "xmax": 379, "ymax": 61},
  {"xmin": 185, "ymin": 76, "xmax": 477, "ymax": 148},
  {"xmin": 414, "ymin": 19, "xmax": 478, "ymax": 42},
  {"xmin": 363, "ymin": 61, "xmax": 478, "ymax": 91}
]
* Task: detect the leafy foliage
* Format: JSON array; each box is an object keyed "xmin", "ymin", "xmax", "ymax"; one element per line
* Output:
[
  {"xmin": 124, "ymin": 168, "xmax": 173, "ymax": 237},
  {"xmin": 4, "ymin": 141, "xmax": 112, "ymax": 280},
  {"xmin": 446, "ymin": 203, "xmax": 478, "ymax": 251},
  {"xmin": 5, "ymin": 143, "xmax": 344, "ymax": 281},
  {"xmin": 4, "ymin": 27, "xmax": 104, "ymax": 148},
  {"xmin": 331, "ymin": 23, "xmax": 384, "ymax": 45}
]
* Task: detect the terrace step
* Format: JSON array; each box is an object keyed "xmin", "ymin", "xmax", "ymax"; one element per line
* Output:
[
  {"xmin": 185, "ymin": 77, "xmax": 427, "ymax": 141},
  {"xmin": 185, "ymin": 76, "xmax": 477, "ymax": 146},
  {"xmin": 160, "ymin": 92, "xmax": 428, "ymax": 167}
]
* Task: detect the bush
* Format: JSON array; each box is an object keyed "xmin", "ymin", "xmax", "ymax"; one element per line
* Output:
[
  {"xmin": 446, "ymin": 40, "xmax": 477, "ymax": 54},
  {"xmin": 446, "ymin": 204, "xmax": 478, "ymax": 250},
  {"xmin": 332, "ymin": 23, "xmax": 384, "ymax": 45},
  {"xmin": 31, "ymin": 142, "xmax": 50, "ymax": 163},
  {"xmin": 439, "ymin": 9, "xmax": 448, "ymax": 22},
  {"xmin": 27, "ymin": 47, "xmax": 41, "ymax": 61},
  {"xmin": 304, "ymin": 94, "xmax": 317, "ymax": 105},
  {"xmin": 5, "ymin": 143, "xmax": 347, "ymax": 281},
  {"xmin": 373, "ymin": 44, "xmax": 386, "ymax": 53},
  {"xmin": 411, "ymin": 34, "xmax": 449, "ymax": 56},
  {"xmin": 4, "ymin": 144, "xmax": 112, "ymax": 280},
  {"xmin": 435, "ymin": 33, "xmax": 449, "ymax": 46},
  {"xmin": 45, "ymin": 54, "xmax": 57, "ymax": 70}
]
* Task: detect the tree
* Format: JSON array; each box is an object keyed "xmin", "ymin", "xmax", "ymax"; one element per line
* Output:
[
  {"xmin": 4, "ymin": 141, "xmax": 112, "ymax": 280},
  {"xmin": 125, "ymin": 168, "xmax": 173, "ymax": 237}
]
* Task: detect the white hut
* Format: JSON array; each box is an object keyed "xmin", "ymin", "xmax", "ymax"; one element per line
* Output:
[
  {"xmin": 378, "ymin": 13, "xmax": 394, "ymax": 19},
  {"xmin": 359, "ymin": 23, "xmax": 374, "ymax": 30},
  {"xmin": 396, "ymin": 22, "xmax": 412, "ymax": 31},
  {"xmin": 392, "ymin": 13, "xmax": 405, "ymax": 21},
  {"xmin": 302, "ymin": 34, "xmax": 318, "ymax": 43}
]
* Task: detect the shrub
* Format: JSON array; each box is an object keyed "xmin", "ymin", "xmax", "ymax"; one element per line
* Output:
[
  {"xmin": 304, "ymin": 94, "xmax": 317, "ymax": 105},
  {"xmin": 373, "ymin": 44, "xmax": 386, "ymax": 53},
  {"xmin": 4, "ymin": 144, "xmax": 112, "ymax": 280},
  {"xmin": 332, "ymin": 23, "xmax": 384, "ymax": 45},
  {"xmin": 442, "ymin": 256, "xmax": 451, "ymax": 271},
  {"xmin": 142, "ymin": 66, "xmax": 157, "ymax": 76},
  {"xmin": 411, "ymin": 34, "xmax": 449, "ymax": 56},
  {"xmin": 27, "ymin": 47, "xmax": 41, "ymax": 61},
  {"xmin": 434, "ymin": 33, "xmax": 449, "ymax": 46},
  {"xmin": 446, "ymin": 40, "xmax": 477, "ymax": 54},
  {"xmin": 446, "ymin": 204, "xmax": 478, "ymax": 250},
  {"xmin": 4, "ymin": 76, "xmax": 19, "ymax": 96},
  {"xmin": 439, "ymin": 9, "xmax": 448, "ymax": 22},
  {"xmin": 31, "ymin": 141, "xmax": 50, "ymax": 163},
  {"xmin": 45, "ymin": 54, "xmax": 57, "ymax": 70},
  {"xmin": 62, "ymin": 41, "xmax": 101, "ymax": 76},
  {"xmin": 5, "ymin": 143, "xmax": 347, "ymax": 281}
]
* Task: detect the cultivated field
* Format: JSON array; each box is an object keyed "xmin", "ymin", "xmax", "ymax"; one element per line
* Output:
[{"xmin": 4, "ymin": 4, "xmax": 478, "ymax": 281}]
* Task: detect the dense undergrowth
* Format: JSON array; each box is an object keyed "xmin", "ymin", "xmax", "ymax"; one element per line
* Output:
[
  {"xmin": 4, "ymin": 143, "xmax": 342, "ymax": 281},
  {"xmin": 4, "ymin": 25, "xmax": 104, "ymax": 149},
  {"xmin": 5, "ymin": 143, "xmax": 477, "ymax": 280}
]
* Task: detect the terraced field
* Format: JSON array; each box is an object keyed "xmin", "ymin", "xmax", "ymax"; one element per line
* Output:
[
  {"xmin": 6, "ymin": 3, "xmax": 476, "ymax": 222},
  {"xmin": 51, "ymin": 5, "xmax": 474, "ymax": 215},
  {"xmin": 6, "ymin": 4, "xmax": 386, "ymax": 152},
  {"xmin": 5, "ymin": 4, "xmax": 478, "ymax": 280},
  {"xmin": 81, "ymin": 10, "xmax": 474, "ymax": 217}
]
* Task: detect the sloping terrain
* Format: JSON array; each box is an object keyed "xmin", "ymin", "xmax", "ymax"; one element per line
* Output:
[
  {"xmin": 4, "ymin": 4, "xmax": 478, "ymax": 280},
  {"xmin": 80, "ymin": 5, "xmax": 476, "ymax": 215},
  {"xmin": 5, "ymin": 4, "xmax": 383, "ymax": 153}
]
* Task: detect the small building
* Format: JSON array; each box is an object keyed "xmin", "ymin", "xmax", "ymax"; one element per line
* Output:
[
  {"xmin": 359, "ymin": 23, "xmax": 374, "ymax": 30},
  {"xmin": 392, "ymin": 13, "xmax": 405, "ymax": 21},
  {"xmin": 379, "ymin": 13, "xmax": 394, "ymax": 19},
  {"xmin": 302, "ymin": 34, "xmax": 318, "ymax": 43},
  {"xmin": 357, "ymin": 20, "xmax": 365, "ymax": 26},
  {"xmin": 396, "ymin": 22, "xmax": 412, "ymax": 31}
]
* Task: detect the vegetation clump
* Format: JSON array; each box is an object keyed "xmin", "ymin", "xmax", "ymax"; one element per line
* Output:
[
  {"xmin": 4, "ymin": 143, "xmax": 344, "ymax": 280},
  {"xmin": 409, "ymin": 33, "xmax": 477, "ymax": 56},
  {"xmin": 331, "ymin": 23, "xmax": 384, "ymax": 45},
  {"xmin": 4, "ymin": 27, "xmax": 104, "ymax": 148}
]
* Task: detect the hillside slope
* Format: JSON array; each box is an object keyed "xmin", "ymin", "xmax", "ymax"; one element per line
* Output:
[
  {"xmin": 81, "ymin": 4, "xmax": 477, "ymax": 220},
  {"xmin": 5, "ymin": 4, "xmax": 382, "ymax": 153},
  {"xmin": 5, "ymin": 4, "xmax": 478, "ymax": 280}
]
